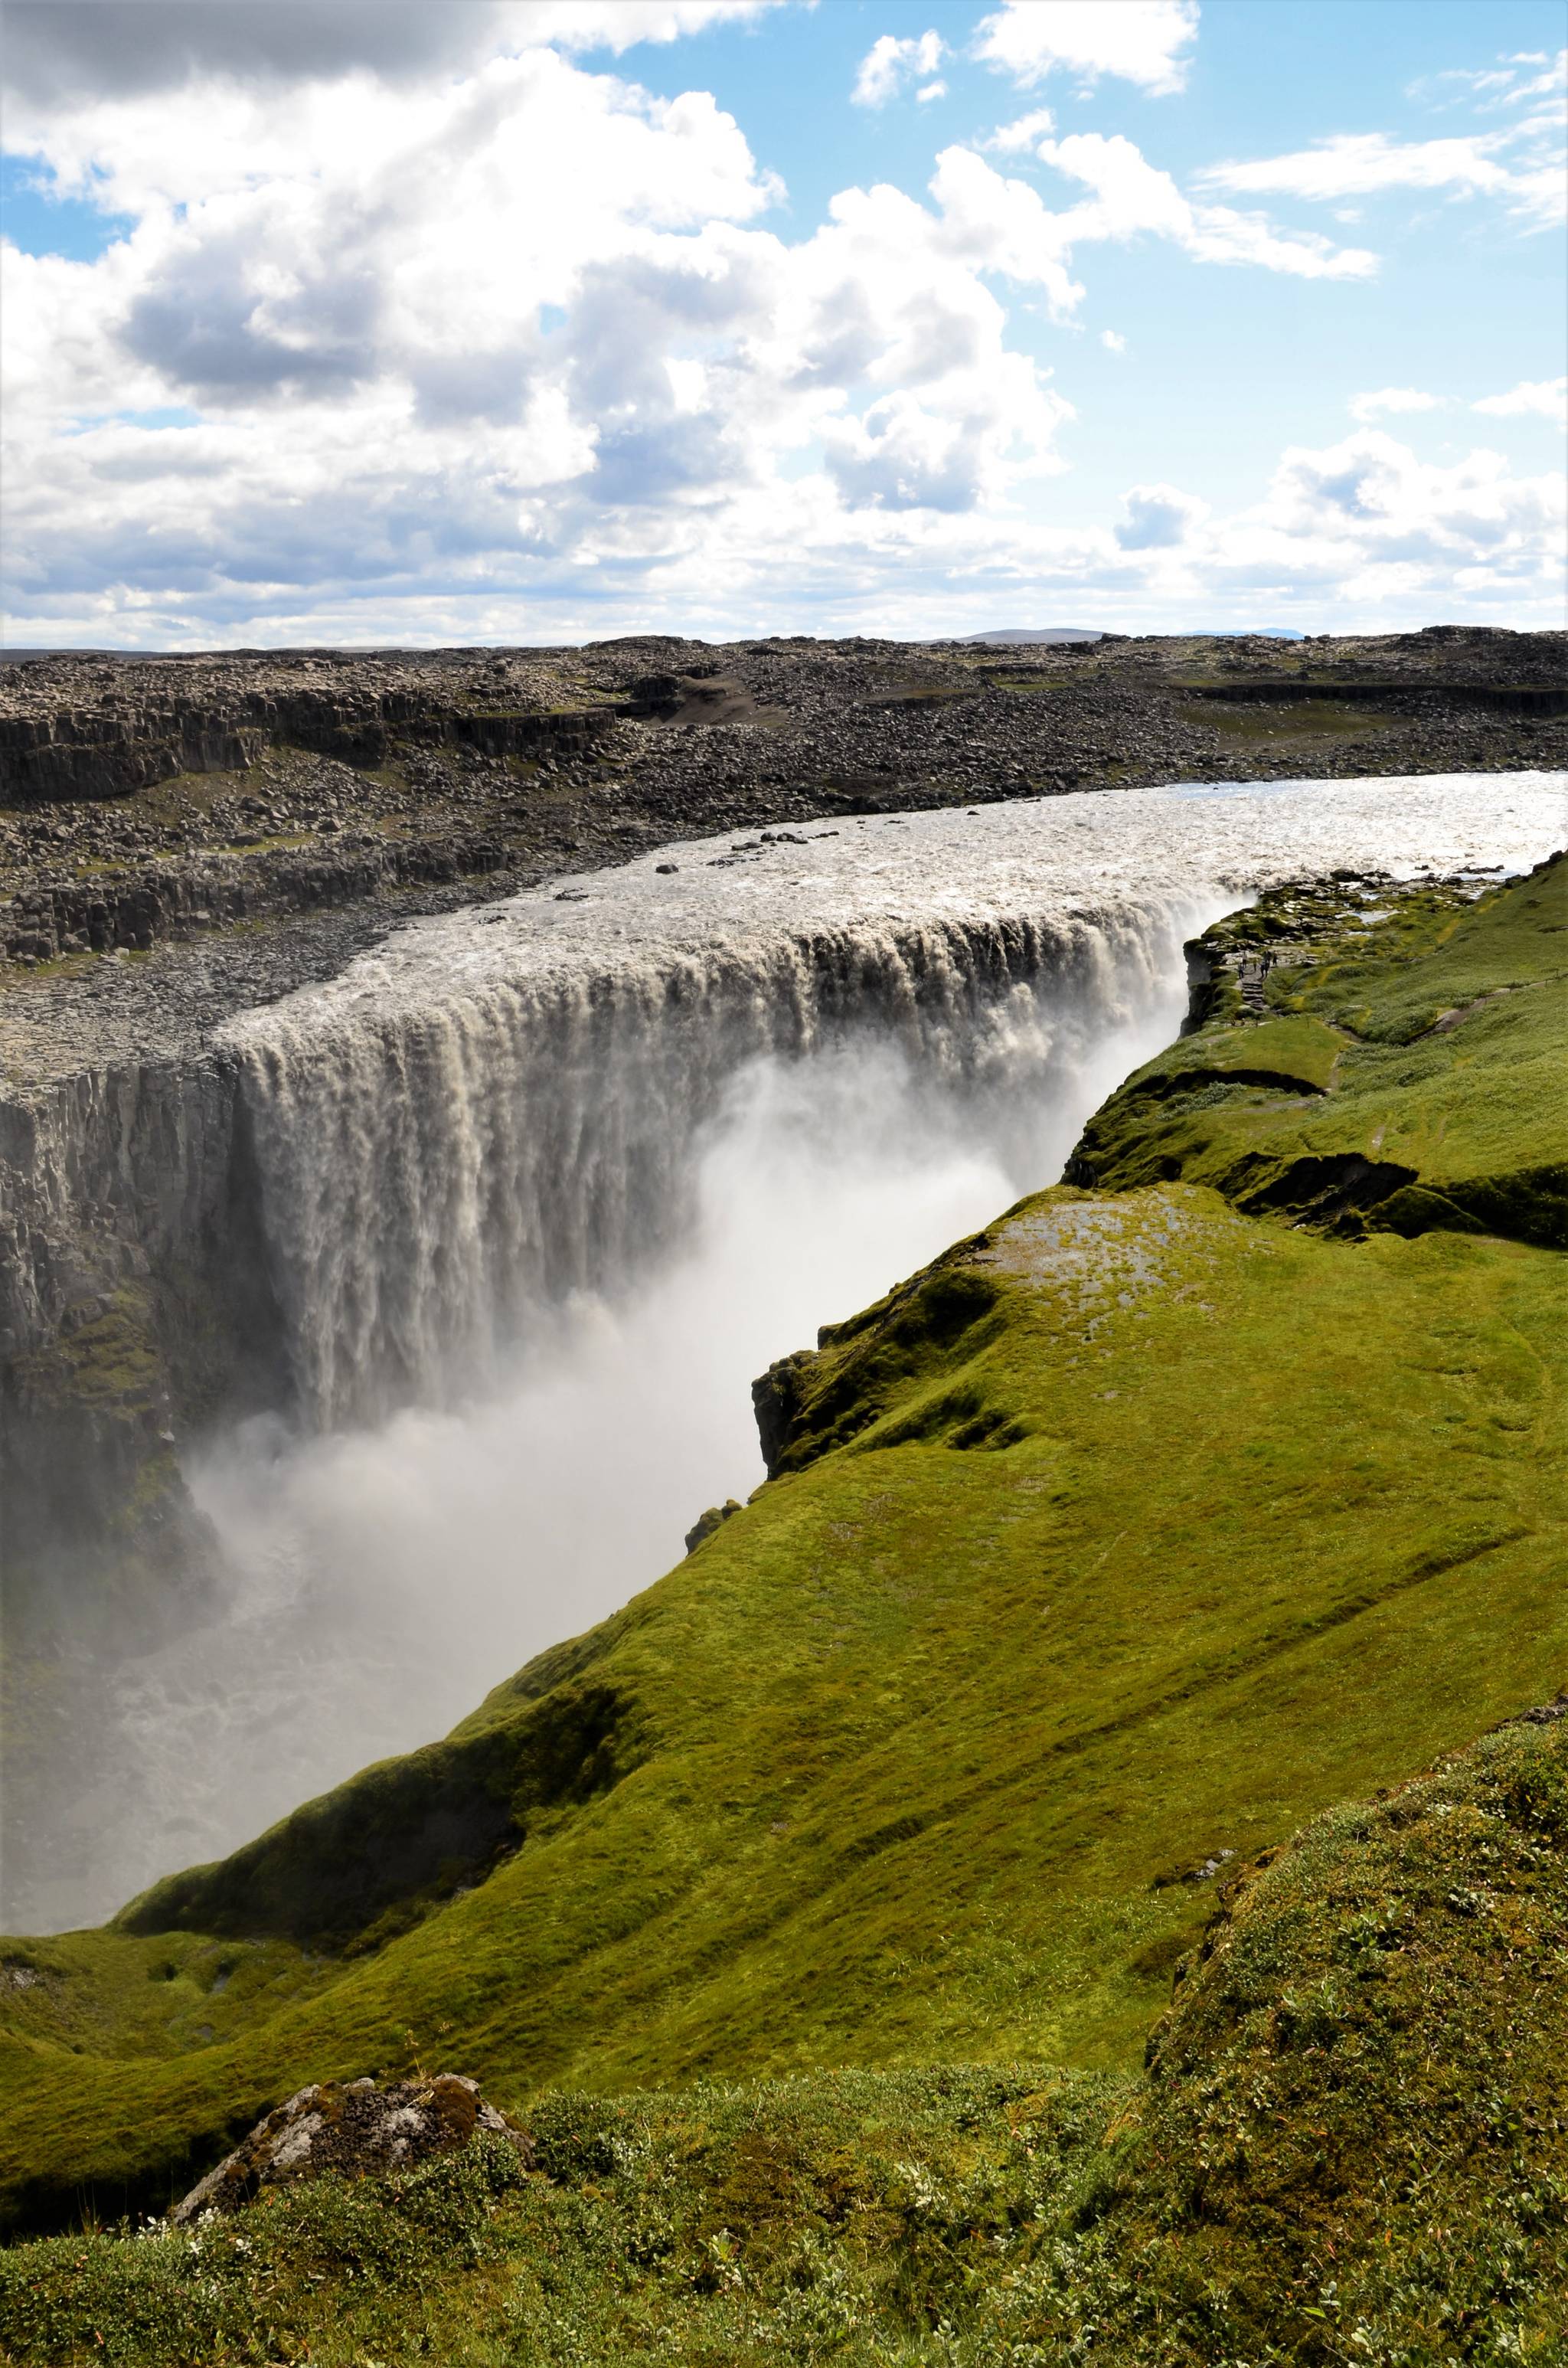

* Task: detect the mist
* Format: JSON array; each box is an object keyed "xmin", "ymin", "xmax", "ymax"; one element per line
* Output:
[{"xmin": 80, "ymin": 942, "xmax": 1206, "ymax": 1918}]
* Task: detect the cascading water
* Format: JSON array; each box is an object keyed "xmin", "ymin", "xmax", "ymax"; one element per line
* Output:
[
  {"xmin": 224, "ymin": 901, "xmax": 1194, "ymax": 1431},
  {"xmin": 7, "ymin": 771, "xmax": 1565, "ymax": 1929}
]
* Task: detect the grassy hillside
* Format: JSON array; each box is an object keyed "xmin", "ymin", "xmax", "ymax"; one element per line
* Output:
[
  {"xmin": 1069, "ymin": 861, "xmax": 1567, "ymax": 1245},
  {"xmin": 5, "ymin": 1712, "xmax": 1564, "ymax": 2363},
  {"xmin": 0, "ymin": 857, "xmax": 1563, "ymax": 2258}
]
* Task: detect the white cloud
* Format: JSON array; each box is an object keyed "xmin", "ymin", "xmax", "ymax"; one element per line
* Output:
[
  {"xmin": 3, "ymin": 17, "xmax": 1561, "ymax": 645},
  {"xmin": 1473, "ymin": 376, "xmax": 1568, "ymax": 424},
  {"xmin": 852, "ymin": 30, "xmax": 945, "ymax": 110},
  {"xmin": 1207, "ymin": 131, "xmax": 1510, "ymax": 200},
  {"xmin": 1412, "ymin": 48, "xmax": 1566, "ymax": 113},
  {"xmin": 1245, "ymin": 428, "xmax": 1563, "ymax": 575},
  {"xmin": 1204, "ymin": 122, "xmax": 1566, "ymax": 231},
  {"xmin": 1038, "ymin": 132, "xmax": 1377, "ymax": 279},
  {"xmin": 3, "ymin": 52, "xmax": 1094, "ymax": 639},
  {"xmin": 1349, "ymin": 388, "xmax": 1442, "ymax": 423},
  {"xmin": 1505, "ymin": 48, "xmax": 1568, "ymax": 103},
  {"xmin": 926, "ymin": 146, "xmax": 1085, "ymax": 319},
  {"xmin": 1101, "ymin": 329, "xmax": 1125, "ymax": 352},
  {"xmin": 916, "ymin": 81, "xmax": 947, "ymax": 106},
  {"xmin": 974, "ymin": 0, "xmax": 1200, "ymax": 96},
  {"xmin": 985, "ymin": 108, "xmax": 1057, "ymax": 154},
  {"xmin": 1116, "ymin": 482, "xmax": 1207, "ymax": 548}
]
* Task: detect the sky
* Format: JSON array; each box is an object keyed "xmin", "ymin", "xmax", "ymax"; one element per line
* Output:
[{"xmin": 1, "ymin": 0, "xmax": 1564, "ymax": 647}]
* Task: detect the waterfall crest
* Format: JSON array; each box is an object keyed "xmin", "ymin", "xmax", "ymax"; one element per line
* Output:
[{"xmin": 215, "ymin": 767, "xmax": 1568, "ymax": 1437}]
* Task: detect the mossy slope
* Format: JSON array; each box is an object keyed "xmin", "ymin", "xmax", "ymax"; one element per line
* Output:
[
  {"xmin": 5, "ymin": 1715, "xmax": 1564, "ymax": 2363},
  {"xmin": 1070, "ymin": 852, "xmax": 1568, "ymax": 1245},
  {"xmin": 0, "ymin": 865, "xmax": 1563, "ymax": 2240}
]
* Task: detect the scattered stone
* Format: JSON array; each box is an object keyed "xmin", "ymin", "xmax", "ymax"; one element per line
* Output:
[
  {"xmin": 1501, "ymin": 1693, "xmax": 1568, "ymax": 1729},
  {"xmin": 1152, "ymin": 1848, "xmax": 1236, "ymax": 1890},
  {"xmin": 3, "ymin": 628, "xmax": 1561, "ymax": 968}
]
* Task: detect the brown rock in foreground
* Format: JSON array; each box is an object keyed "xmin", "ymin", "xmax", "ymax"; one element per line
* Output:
[{"xmin": 169, "ymin": 2072, "xmax": 530, "ymax": 2223}]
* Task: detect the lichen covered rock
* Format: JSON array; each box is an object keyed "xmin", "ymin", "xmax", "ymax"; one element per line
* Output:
[{"xmin": 169, "ymin": 2073, "xmax": 528, "ymax": 2223}]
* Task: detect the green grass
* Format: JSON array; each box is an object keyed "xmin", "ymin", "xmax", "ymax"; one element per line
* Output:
[
  {"xmin": 4, "ymin": 1717, "xmax": 1563, "ymax": 2364},
  {"xmin": 1, "ymin": 859, "xmax": 1563, "ymax": 2302},
  {"xmin": 1073, "ymin": 856, "xmax": 1568, "ymax": 1245}
]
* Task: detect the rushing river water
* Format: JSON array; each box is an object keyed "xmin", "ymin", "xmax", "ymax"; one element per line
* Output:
[{"xmin": 20, "ymin": 770, "xmax": 1568, "ymax": 1928}]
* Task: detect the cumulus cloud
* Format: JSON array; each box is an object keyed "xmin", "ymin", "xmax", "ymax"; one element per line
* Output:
[
  {"xmin": 2, "ymin": 55, "xmax": 1093, "ymax": 635},
  {"xmin": 973, "ymin": 0, "xmax": 1200, "ymax": 96},
  {"xmin": 1101, "ymin": 329, "xmax": 1125, "ymax": 352},
  {"xmin": 3, "ymin": 15, "xmax": 1561, "ymax": 644},
  {"xmin": 852, "ymin": 29, "xmax": 945, "ymax": 109},
  {"xmin": 1349, "ymin": 388, "xmax": 1442, "ymax": 423},
  {"xmin": 1473, "ymin": 376, "xmax": 1568, "ymax": 423},
  {"xmin": 1240, "ymin": 430, "xmax": 1564, "ymax": 590}
]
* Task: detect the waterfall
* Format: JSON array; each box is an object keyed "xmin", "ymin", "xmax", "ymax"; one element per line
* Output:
[
  {"xmin": 214, "ymin": 765, "xmax": 1568, "ymax": 1438},
  {"xmin": 223, "ymin": 901, "xmax": 1193, "ymax": 1431},
  {"xmin": 5, "ymin": 769, "xmax": 1563, "ymax": 1928}
]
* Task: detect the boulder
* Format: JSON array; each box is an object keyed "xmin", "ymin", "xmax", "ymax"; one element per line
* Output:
[{"xmin": 169, "ymin": 2073, "xmax": 528, "ymax": 2222}]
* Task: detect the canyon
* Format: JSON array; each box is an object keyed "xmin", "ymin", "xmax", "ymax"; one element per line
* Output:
[
  {"xmin": 3, "ymin": 760, "xmax": 1562, "ymax": 1929},
  {"xmin": 0, "ymin": 632, "xmax": 1565, "ymax": 2360}
]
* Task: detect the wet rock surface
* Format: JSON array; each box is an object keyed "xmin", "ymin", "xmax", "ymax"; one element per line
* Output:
[{"xmin": 169, "ymin": 2073, "xmax": 529, "ymax": 2224}]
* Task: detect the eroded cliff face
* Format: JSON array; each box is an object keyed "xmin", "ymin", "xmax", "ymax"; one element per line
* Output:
[
  {"xmin": 1, "ymin": 1054, "xmax": 254, "ymax": 1633},
  {"xmin": 0, "ymin": 1043, "xmax": 290, "ymax": 1923},
  {"xmin": 0, "ymin": 661, "xmax": 611, "ymax": 806}
]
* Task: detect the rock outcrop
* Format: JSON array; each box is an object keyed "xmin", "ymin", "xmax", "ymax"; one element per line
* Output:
[{"xmin": 169, "ymin": 2074, "xmax": 530, "ymax": 2223}]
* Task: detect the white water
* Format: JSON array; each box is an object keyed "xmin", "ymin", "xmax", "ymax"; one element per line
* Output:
[{"xmin": 34, "ymin": 772, "xmax": 1568, "ymax": 1925}]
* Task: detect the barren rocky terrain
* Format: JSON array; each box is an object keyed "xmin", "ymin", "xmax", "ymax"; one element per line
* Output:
[{"xmin": 3, "ymin": 626, "xmax": 1563, "ymax": 990}]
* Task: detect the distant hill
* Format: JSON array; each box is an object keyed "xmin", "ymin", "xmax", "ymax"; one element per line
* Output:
[
  {"xmin": 962, "ymin": 626, "xmax": 1103, "ymax": 645},
  {"xmin": 960, "ymin": 629, "xmax": 1308, "ymax": 646}
]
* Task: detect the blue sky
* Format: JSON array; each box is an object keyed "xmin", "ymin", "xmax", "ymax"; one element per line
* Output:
[{"xmin": 2, "ymin": 0, "xmax": 1563, "ymax": 646}]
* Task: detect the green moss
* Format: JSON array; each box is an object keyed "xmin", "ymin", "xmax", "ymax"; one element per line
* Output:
[
  {"xmin": 3, "ymin": 1722, "xmax": 1563, "ymax": 2363},
  {"xmin": 1174, "ymin": 697, "xmax": 1399, "ymax": 742},
  {"xmin": 15, "ymin": 1287, "xmax": 163, "ymax": 1415},
  {"xmin": 1127, "ymin": 1012, "xmax": 1345, "ymax": 1097},
  {"xmin": 1073, "ymin": 858, "xmax": 1568, "ymax": 1244}
]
